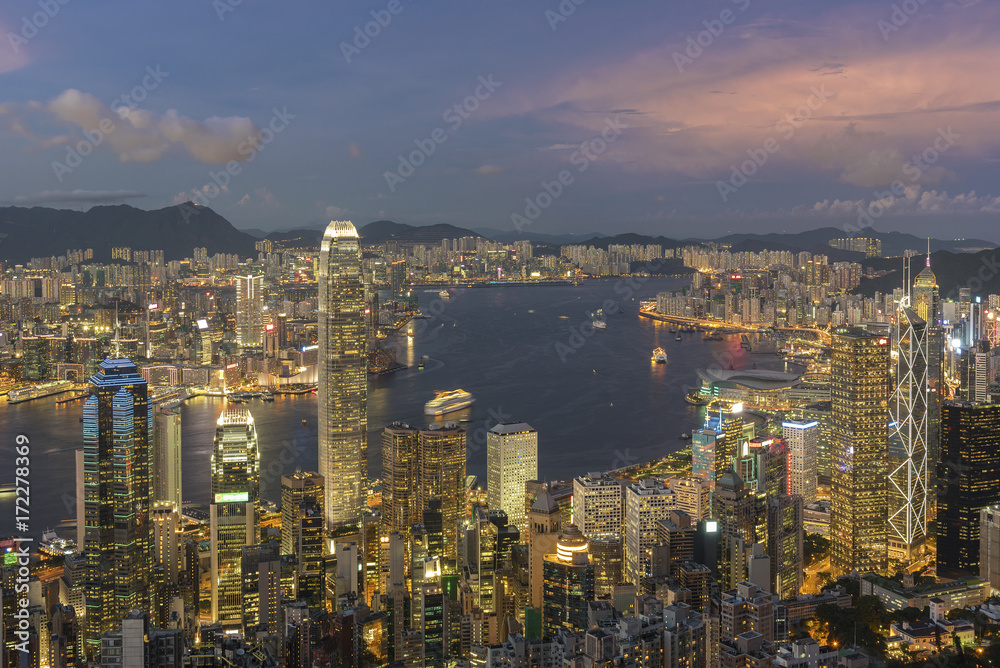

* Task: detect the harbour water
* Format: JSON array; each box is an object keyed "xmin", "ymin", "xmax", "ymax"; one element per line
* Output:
[{"xmin": 0, "ymin": 277, "xmax": 792, "ymax": 537}]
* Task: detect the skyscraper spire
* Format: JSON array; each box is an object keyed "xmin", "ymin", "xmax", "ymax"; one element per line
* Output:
[{"xmin": 927, "ymin": 237, "xmax": 931, "ymax": 267}]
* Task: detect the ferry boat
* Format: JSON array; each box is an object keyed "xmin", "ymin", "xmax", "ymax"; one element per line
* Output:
[
  {"xmin": 262, "ymin": 392, "xmax": 275, "ymax": 402},
  {"xmin": 675, "ymin": 333, "xmax": 682, "ymax": 341},
  {"xmin": 592, "ymin": 309, "xmax": 607, "ymax": 330},
  {"xmin": 0, "ymin": 483, "xmax": 14, "ymax": 495},
  {"xmin": 439, "ymin": 290, "xmax": 450, "ymax": 299},
  {"xmin": 39, "ymin": 529, "xmax": 76, "ymax": 558},
  {"xmin": 7, "ymin": 380, "xmax": 75, "ymax": 404},
  {"xmin": 651, "ymin": 347, "xmax": 667, "ymax": 363},
  {"xmin": 424, "ymin": 389, "xmax": 476, "ymax": 415}
]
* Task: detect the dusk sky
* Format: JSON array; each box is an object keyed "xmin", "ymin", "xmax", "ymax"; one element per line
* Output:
[{"xmin": 1, "ymin": 0, "xmax": 998, "ymax": 239}]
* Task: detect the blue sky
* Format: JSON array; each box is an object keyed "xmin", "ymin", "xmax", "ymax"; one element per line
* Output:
[{"xmin": 1, "ymin": 0, "xmax": 999, "ymax": 240}]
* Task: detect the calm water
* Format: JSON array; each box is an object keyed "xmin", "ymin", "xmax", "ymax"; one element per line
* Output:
[{"xmin": 0, "ymin": 277, "xmax": 789, "ymax": 537}]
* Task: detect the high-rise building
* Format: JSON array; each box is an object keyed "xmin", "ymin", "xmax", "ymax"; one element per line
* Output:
[
  {"xmin": 318, "ymin": 220, "xmax": 368, "ymax": 529},
  {"xmin": 937, "ymin": 402, "xmax": 1000, "ymax": 577},
  {"xmin": 487, "ymin": 422, "xmax": 538, "ymax": 537},
  {"xmin": 714, "ymin": 470, "xmax": 756, "ymax": 590},
  {"xmin": 295, "ymin": 498, "xmax": 326, "ymax": 607},
  {"xmin": 572, "ymin": 472, "xmax": 623, "ymax": 539},
  {"xmin": 528, "ymin": 488, "xmax": 562, "ymax": 609},
  {"xmin": 542, "ymin": 525, "xmax": 594, "ymax": 636},
  {"xmin": 960, "ymin": 341, "xmax": 990, "ymax": 403},
  {"xmin": 782, "ymin": 419, "xmax": 818, "ymax": 504},
  {"xmin": 152, "ymin": 502, "xmax": 180, "ymax": 586},
  {"xmin": 81, "ymin": 358, "xmax": 151, "ymax": 660},
  {"xmin": 692, "ymin": 429, "xmax": 718, "ymax": 488},
  {"xmin": 234, "ymin": 274, "xmax": 264, "ymax": 348},
  {"xmin": 241, "ymin": 542, "xmax": 281, "ymax": 637},
  {"xmin": 888, "ymin": 303, "xmax": 930, "ymax": 561},
  {"xmin": 382, "ymin": 423, "xmax": 419, "ymax": 538},
  {"xmin": 912, "ymin": 254, "xmax": 942, "ymax": 510},
  {"xmin": 830, "ymin": 328, "xmax": 890, "ymax": 576},
  {"xmin": 624, "ymin": 478, "xmax": 676, "ymax": 585},
  {"xmin": 715, "ymin": 410, "xmax": 744, "ymax": 486},
  {"xmin": 980, "ymin": 505, "xmax": 1000, "ymax": 594},
  {"xmin": 418, "ymin": 423, "xmax": 467, "ymax": 566},
  {"xmin": 588, "ymin": 536, "xmax": 623, "ymax": 598},
  {"xmin": 210, "ymin": 408, "xmax": 261, "ymax": 628},
  {"xmin": 152, "ymin": 406, "xmax": 182, "ymax": 508},
  {"xmin": 280, "ymin": 471, "xmax": 324, "ymax": 556}
]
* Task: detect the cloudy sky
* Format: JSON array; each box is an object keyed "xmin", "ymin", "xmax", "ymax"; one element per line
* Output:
[{"xmin": 1, "ymin": 0, "xmax": 998, "ymax": 239}]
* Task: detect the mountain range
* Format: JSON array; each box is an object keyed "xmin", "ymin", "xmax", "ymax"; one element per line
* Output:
[{"xmin": 0, "ymin": 204, "xmax": 996, "ymax": 266}]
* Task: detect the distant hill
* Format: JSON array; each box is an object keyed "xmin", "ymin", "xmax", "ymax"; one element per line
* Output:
[
  {"xmin": 473, "ymin": 227, "xmax": 608, "ymax": 245},
  {"xmin": 0, "ymin": 203, "xmax": 257, "ymax": 263},
  {"xmin": 853, "ymin": 250, "xmax": 1000, "ymax": 299},
  {"xmin": 709, "ymin": 227, "xmax": 996, "ymax": 256},
  {"xmin": 359, "ymin": 221, "xmax": 481, "ymax": 245}
]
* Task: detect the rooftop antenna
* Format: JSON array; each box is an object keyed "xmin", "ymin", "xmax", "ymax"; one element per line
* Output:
[
  {"xmin": 927, "ymin": 237, "xmax": 931, "ymax": 267},
  {"xmin": 113, "ymin": 302, "xmax": 121, "ymax": 358}
]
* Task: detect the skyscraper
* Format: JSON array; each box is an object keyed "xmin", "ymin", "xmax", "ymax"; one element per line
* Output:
[
  {"xmin": 418, "ymin": 423, "xmax": 467, "ymax": 566},
  {"xmin": 782, "ymin": 419, "xmax": 818, "ymax": 504},
  {"xmin": 382, "ymin": 423, "xmax": 419, "ymax": 538},
  {"xmin": 152, "ymin": 405, "xmax": 182, "ymax": 508},
  {"xmin": 234, "ymin": 273, "xmax": 264, "ymax": 348},
  {"xmin": 937, "ymin": 402, "xmax": 1000, "ymax": 577},
  {"xmin": 487, "ymin": 422, "xmax": 538, "ymax": 538},
  {"xmin": 830, "ymin": 328, "xmax": 891, "ymax": 576},
  {"xmin": 280, "ymin": 471, "xmax": 324, "ymax": 556},
  {"xmin": 210, "ymin": 407, "xmax": 261, "ymax": 628},
  {"xmin": 318, "ymin": 220, "xmax": 368, "ymax": 529},
  {"xmin": 572, "ymin": 472, "xmax": 624, "ymax": 539},
  {"xmin": 81, "ymin": 358, "xmax": 152, "ymax": 660},
  {"xmin": 714, "ymin": 470, "xmax": 756, "ymax": 590},
  {"xmin": 542, "ymin": 524, "xmax": 594, "ymax": 636},
  {"xmin": 888, "ymin": 302, "xmax": 930, "ymax": 560},
  {"xmin": 912, "ymin": 253, "xmax": 942, "ymax": 510},
  {"xmin": 624, "ymin": 478, "xmax": 676, "ymax": 585}
]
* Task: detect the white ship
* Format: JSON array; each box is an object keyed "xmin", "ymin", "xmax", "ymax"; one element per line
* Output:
[
  {"xmin": 652, "ymin": 347, "xmax": 667, "ymax": 363},
  {"xmin": 439, "ymin": 290, "xmax": 450, "ymax": 299},
  {"xmin": 7, "ymin": 380, "xmax": 76, "ymax": 404},
  {"xmin": 424, "ymin": 389, "xmax": 476, "ymax": 415},
  {"xmin": 593, "ymin": 309, "xmax": 607, "ymax": 330}
]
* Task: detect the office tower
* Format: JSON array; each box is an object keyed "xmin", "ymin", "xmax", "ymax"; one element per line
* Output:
[
  {"xmin": 335, "ymin": 541, "xmax": 361, "ymax": 601},
  {"xmin": 766, "ymin": 494, "xmax": 803, "ymax": 600},
  {"xmin": 937, "ymin": 402, "xmax": 1000, "ymax": 577},
  {"xmin": 295, "ymin": 498, "xmax": 325, "ymax": 606},
  {"xmin": 572, "ymin": 472, "xmax": 623, "ymax": 539},
  {"xmin": 888, "ymin": 300, "xmax": 930, "ymax": 561},
  {"xmin": 318, "ymin": 220, "xmax": 368, "ymax": 529},
  {"xmin": 912, "ymin": 254, "xmax": 942, "ymax": 499},
  {"xmin": 960, "ymin": 341, "xmax": 990, "ymax": 402},
  {"xmin": 715, "ymin": 471, "xmax": 756, "ymax": 590},
  {"xmin": 782, "ymin": 419, "xmax": 818, "ymax": 504},
  {"xmin": 487, "ymin": 422, "xmax": 538, "ymax": 537},
  {"xmin": 830, "ymin": 328, "xmax": 891, "ymax": 576},
  {"xmin": 81, "ymin": 358, "xmax": 151, "ymax": 659},
  {"xmin": 464, "ymin": 505, "xmax": 499, "ymax": 613},
  {"xmin": 719, "ymin": 582, "xmax": 774, "ymax": 643},
  {"xmin": 624, "ymin": 478, "xmax": 676, "ymax": 586},
  {"xmin": 542, "ymin": 525, "xmax": 594, "ymax": 636},
  {"xmin": 715, "ymin": 410, "xmax": 744, "ymax": 485},
  {"xmin": 241, "ymin": 543, "xmax": 281, "ymax": 637},
  {"xmin": 152, "ymin": 502, "xmax": 180, "ymax": 585},
  {"xmin": 280, "ymin": 471, "xmax": 324, "ymax": 556},
  {"xmin": 210, "ymin": 408, "xmax": 261, "ymax": 628},
  {"xmin": 381, "ymin": 423, "xmax": 419, "ymax": 538},
  {"xmin": 980, "ymin": 506, "xmax": 1000, "ymax": 592},
  {"xmin": 528, "ymin": 488, "xmax": 562, "ymax": 609},
  {"xmin": 692, "ymin": 429, "xmax": 718, "ymax": 487},
  {"xmin": 668, "ymin": 477, "xmax": 711, "ymax": 521},
  {"xmin": 794, "ymin": 402, "xmax": 833, "ymax": 480},
  {"xmin": 418, "ymin": 423, "xmax": 467, "ymax": 566},
  {"xmin": 234, "ymin": 274, "xmax": 264, "ymax": 348},
  {"xmin": 589, "ymin": 536, "xmax": 623, "ymax": 597},
  {"xmin": 415, "ymin": 559, "xmax": 449, "ymax": 664},
  {"xmin": 153, "ymin": 406, "xmax": 182, "ymax": 508},
  {"xmin": 655, "ymin": 510, "xmax": 696, "ymax": 578}
]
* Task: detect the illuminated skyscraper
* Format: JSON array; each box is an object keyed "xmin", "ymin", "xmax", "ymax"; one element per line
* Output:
[
  {"xmin": 782, "ymin": 419, "xmax": 818, "ymax": 504},
  {"xmin": 382, "ymin": 423, "xmax": 419, "ymax": 538},
  {"xmin": 542, "ymin": 525, "xmax": 594, "ymax": 635},
  {"xmin": 152, "ymin": 406, "xmax": 182, "ymax": 508},
  {"xmin": 234, "ymin": 274, "xmax": 264, "ymax": 348},
  {"xmin": 937, "ymin": 402, "xmax": 1000, "ymax": 577},
  {"xmin": 418, "ymin": 424, "xmax": 467, "ymax": 566},
  {"xmin": 81, "ymin": 358, "xmax": 152, "ymax": 660},
  {"xmin": 572, "ymin": 472, "xmax": 623, "ymax": 539},
  {"xmin": 487, "ymin": 422, "xmax": 538, "ymax": 538},
  {"xmin": 912, "ymin": 252, "xmax": 942, "ymax": 509},
  {"xmin": 624, "ymin": 478, "xmax": 676, "ymax": 585},
  {"xmin": 830, "ymin": 328, "xmax": 890, "ymax": 576},
  {"xmin": 888, "ymin": 298, "xmax": 930, "ymax": 560},
  {"xmin": 210, "ymin": 408, "xmax": 261, "ymax": 628},
  {"xmin": 318, "ymin": 220, "xmax": 368, "ymax": 529},
  {"xmin": 280, "ymin": 471, "xmax": 324, "ymax": 556}
]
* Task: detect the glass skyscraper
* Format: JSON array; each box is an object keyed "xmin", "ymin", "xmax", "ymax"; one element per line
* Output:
[
  {"xmin": 210, "ymin": 407, "xmax": 260, "ymax": 628},
  {"xmin": 486, "ymin": 422, "xmax": 538, "ymax": 538},
  {"xmin": 81, "ymin": 358, "xmax": 151, "ymax": 661},
  {"xmin": 318, "ymin": 220, "xmax": 368, "ymax": 529},
  {"xmin": 830, "ymin": 328, "xmax": 890, "ymax": 576}
]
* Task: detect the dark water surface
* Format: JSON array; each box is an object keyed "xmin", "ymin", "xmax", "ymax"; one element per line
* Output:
[{"xmin": 0, "ymin": 277, "xmax": 792, "ymax": 537}]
